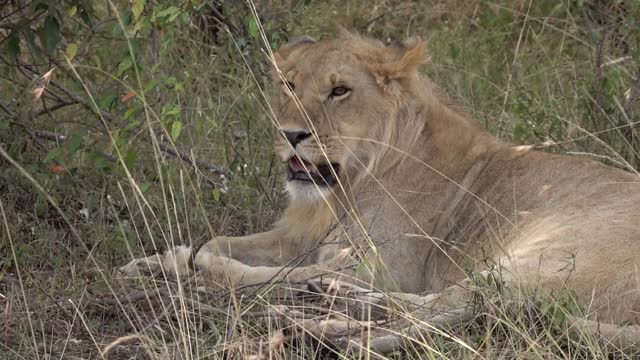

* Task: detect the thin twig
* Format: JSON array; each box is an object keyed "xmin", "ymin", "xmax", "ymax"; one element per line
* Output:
[{"xmin": 158, "ymin": 143, "xmax": 227, "ymax": 177}]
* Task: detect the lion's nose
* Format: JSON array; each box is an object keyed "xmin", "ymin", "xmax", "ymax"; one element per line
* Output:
[{"xmin": 283, "ymin": 130, "xmax": 311, "ymax": 147}]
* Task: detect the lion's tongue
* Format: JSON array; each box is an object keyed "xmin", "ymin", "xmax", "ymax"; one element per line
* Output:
[{"xmin": 290, "ymin": 157, "xmax": 313, "ymax": 173}]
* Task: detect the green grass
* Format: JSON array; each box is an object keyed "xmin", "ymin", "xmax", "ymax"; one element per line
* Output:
[{"xmin": 1, "ymin": 0, "xmax": 639, "ymax": 358}]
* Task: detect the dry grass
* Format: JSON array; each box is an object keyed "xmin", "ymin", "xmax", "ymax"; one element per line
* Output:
[{"xmin": 1, "ymin": 0, "xmax": 639, "ymax": 358}]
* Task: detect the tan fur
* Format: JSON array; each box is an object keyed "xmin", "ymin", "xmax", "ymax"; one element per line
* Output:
[{"xmin": 121, "ymin": 33, "xmax": 640, "ymax": 324}]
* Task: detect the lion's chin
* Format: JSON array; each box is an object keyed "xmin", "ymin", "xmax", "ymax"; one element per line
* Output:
[{"xmin": 285, "ymin": 180, "xmax": 333, "ymax": 202}]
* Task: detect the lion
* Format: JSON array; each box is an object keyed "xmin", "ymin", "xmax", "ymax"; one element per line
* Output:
[{"xmin": 121, "ymin": 32, "xmax": 640, "ymax": 333}]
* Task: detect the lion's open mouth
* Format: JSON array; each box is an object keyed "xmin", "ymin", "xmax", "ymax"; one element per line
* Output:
[{"xmin": 287, "ymin": 157, "xmax": 340, "ymax": 187}]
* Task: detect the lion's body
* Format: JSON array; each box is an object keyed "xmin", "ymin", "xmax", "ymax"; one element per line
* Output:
[{"xmin": 122, "ymin": 33, "xmax": 640, "ymax": 325}]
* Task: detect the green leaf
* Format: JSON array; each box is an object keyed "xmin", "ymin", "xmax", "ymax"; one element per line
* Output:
[
  {"xmin": 132, "ymin": 0, "xmax": 146, "ymax": 20},
  {"xmin": 168, "ymin": 10, "xmax": 181, "ymax": 22},
  {"xmin": 65, "ymin": 43, "xmax": 78, "ymax": 60},
  {"xmin": 42, "ymin": 16, "xmax": 61, "ymax": 55},
  {"xmin": 68, "ymin": 5, "xmax": 77, "ymax": 17},
  {"xmin": 124, "ymin": 119, "xmax": 142, "ymax": 130},
  {"xmin": 78, "ymin": 7, "xmax": 93, "ymax": 26},
  {"xmin": 46, "ymin": 147, "xmax": 64, "ymax": 162},
  {"xmin": 133, "ymin": 15, "xmax": 150, "ymax": 33},
  {"xmin": 248, "ymin": 17, "xmax": 258, "ymax": 38},
  {"xmin": 113, "ymin": 129, "xmax": 126, "ymax": 148},
  {"xmin": 171, "ymin": 121, "xmax": 183, "ymax": 141},
  {"xmin": 513, "ymin": 124, "xmax": 526, "ymax": 143},
  {"xmin": 66, "ymin": 133, "xmax": 84, "ymax": 155},
  {"xmin": 99, "ymin": 94, "xmax": 118, "ymax": 110},
  {"xmin": 124, "ymin": 149, "xmax": 137, "ymax": 169},
  {"xmin": 117, "ymin": 56, "xmax": 133, "ymax": 76},
  {"xmin": 144, "ymin": 77, "xmax": 161, "ymax": 92},
  {"xmin": 6, "ymin": 32, "xmax": 20, "ymax": 59},
  {"xmin": 0, "ymin": 119, "xmax": 10, "ymax": 131},
  {"xmin": 122, "ymin": 10, "xmax": 134, "ymax": 26},
  {"xmin": 123, "ymin": 107, "xmax": 137, "ymax": 120},
  {"xmin": 212, "ymin": 188, "xmax": 220, "ymax": 202},
  {"xmin": 139, "ymin": 182, "xmax": 151, "ymax": 194},
  {"xmin": 155, "ymin": 6, "xmax": 180, "ymax": 21},
  {"xmin": 112, "ymin": 11, "xmax": 132, "ymax": 37},
  {"xmin": 112, "ymin": 22, "xmax": 124, "ymax": 36},
  {"xmin": 162, "ymin": 104, "xmax": 179, "ymax": 117},
  {"xmin": 552, "ymin": 308, "xmax": 565, "ymax": 329},
  {"xmin": 179, "ymin": 12, "xmax": 189, "ymax": 25},
  {"xmin": 90, "ymin": 152, "xmax": 110, "ymax": 171},
  {"xmin": 165, "ymin": 76, "xmax": 178, "ymax": 85},
  {"xmin": 22, "ymin": 29, "xmax": 38, "ymax": 56},
  {"xmin": 91, "ymin": 53, "xmax": 102, "ymax": 68}
]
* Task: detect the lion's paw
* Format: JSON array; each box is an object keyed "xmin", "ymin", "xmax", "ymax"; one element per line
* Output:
[
  {"xmin": 118, "ymin": 254, "xmax": 163, "ymax": 277},
  {"xmin": 118, "ymin": 245, "xmax": 194, "ymax": 278}
]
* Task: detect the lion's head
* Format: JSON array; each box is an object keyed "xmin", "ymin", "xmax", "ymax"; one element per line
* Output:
[{"xmin": 271, "ymin": 33, "xmax": 428, "ymax": 202}]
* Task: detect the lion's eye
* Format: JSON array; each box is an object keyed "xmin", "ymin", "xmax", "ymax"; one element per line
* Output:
[{"xmin": 329, "ymin": 86, "xmax": 350, "ymax": 98}]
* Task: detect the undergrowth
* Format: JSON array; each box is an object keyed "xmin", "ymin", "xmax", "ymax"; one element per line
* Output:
[{"xmin": 1, "ymin": 0, "xmax": 639, "ymax": 358}]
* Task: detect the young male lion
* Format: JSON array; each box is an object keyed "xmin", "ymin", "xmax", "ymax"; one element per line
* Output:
[{"xmin": 122, "ymin": 33, "xmax": 640, "ymax": 329}]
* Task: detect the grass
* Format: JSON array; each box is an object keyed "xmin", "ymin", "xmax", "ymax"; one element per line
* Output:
[{"xmin": 1, "ymin": 0, "xmax": 639, "ymax": 358}]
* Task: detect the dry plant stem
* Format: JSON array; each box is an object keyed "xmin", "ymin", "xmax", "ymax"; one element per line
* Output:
[
  {"xmin": 341, "ymin": 307, "xmax": 476, "ymax": 355},
  {"xmin": 320, "ymin": 307, "xmax": 640, "ymax": 355},
  {"xmin": 203, "ymin": 3, "xmax": 241, "ymax": 36},
  {"xmin": 101, "ymin": 334, "xmax": 160, "ymax": 359},
  {"xmin": 100, "ymin": 272, "xmax": 640, "ymax": 356},
  {"xmin": 5, "ymin": 115, "xmax": 226, "ymax": 180},
  {"xmin": 338, "ymin": 307, "xmax": 640, "ymax": 355},
  {"xmin": 278, "ymin": 277, "xmax": 640, "ymax": 355},
  {"xmin": 157, "ymin": 143, "xmax": 227, "ymax": 177}
]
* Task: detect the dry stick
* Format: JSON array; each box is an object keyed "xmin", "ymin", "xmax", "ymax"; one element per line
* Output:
[
  {"xmin": 11, "ymin": 123, "xmax": 118, "ymax": 162},
  {"xmin": 32, "ymin": 98, "xmax": 78, "ymax": 118},
  {"xmin": 96, "ymin": 286, "xmax": 170, "ymax": 307},
  {"xmin": 363, "ymin": 4, "xmax": 415, "ymax": 30},
  {"xmin": 5, "ymin": 121, "xmax": 49, "ymax": 152}
]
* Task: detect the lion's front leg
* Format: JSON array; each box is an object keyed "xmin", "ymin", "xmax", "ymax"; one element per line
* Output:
[
  {"xmin": 199, "ymin": 227, "xmax": 307, "ymax": 266},
  {"xmin": 192, "ymin": 247, "xmax": 354, "ymax": 289},
  {"xmin": 119, "ymin": 228, "xmax": 328, "ymax": 284}
]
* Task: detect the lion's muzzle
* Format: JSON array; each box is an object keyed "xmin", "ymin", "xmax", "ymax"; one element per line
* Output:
[{"xmin": 287, "ymin": 156, "xmax": 341, "ymax": 187}]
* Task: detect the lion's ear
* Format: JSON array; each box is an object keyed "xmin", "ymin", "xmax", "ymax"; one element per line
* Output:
[
  {"xmin": 374, "ymin": 36, "xmax": 427, "ymax": 84},
  {"xmin": 272, "ymin": 36, "xmax": 316, "ymax": 82},
  {"xmin": 274, "ymin": 35, "xmax": 316, "ymax": 62}
]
